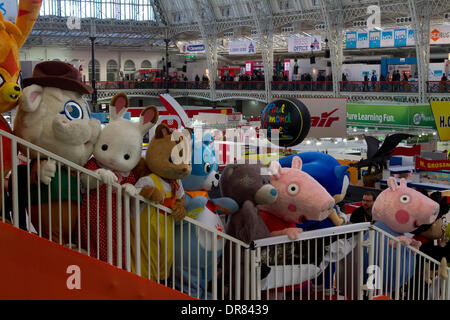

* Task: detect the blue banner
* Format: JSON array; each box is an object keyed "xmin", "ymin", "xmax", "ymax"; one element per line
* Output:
[
  {"xmin": 346, "ymin": 29, "xmax": 416, "ymax": 48},
  {"xmin": 394, "ymin": 28, "xmax": 407, "ymax": 47},
  {"xmin": 346, "ymin": 32, "xmax": 357, "ymax": 49},
  {"xmin": 369, "ymin": 30, "xmax": 381, "ymax": 48}
]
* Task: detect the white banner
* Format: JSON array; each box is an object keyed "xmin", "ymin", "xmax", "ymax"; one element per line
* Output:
[
  {"xmin": 298, "ymin": 98, "xmax": 347, "ymax": 138},
  {"xmin": 357, "ymin": 32, "xmax": 369, "ymax": 48},
  {"xmin": 179, "ymin": 44, "xmax": 205, "ymax": 53},
  {"xmin": 430, "ymin": 25, "xmax": 450, "ymax": 45},
  {"xmin": 1, "ymin": 0, "xmax": 18, "ymax": 22},
  {"xmin": 229, "ymin": 40, "xmax": 256, "ymax": 55},
  {"xmin": 288, "ymin": 36, "xmax": 322, "ymax": 53}
]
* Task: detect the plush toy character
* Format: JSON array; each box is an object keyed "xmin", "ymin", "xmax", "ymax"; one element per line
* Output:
[
  {"xmin": 129, "ymin": 124, "xmax": 192, "ymax": 281},
  {"xmin": 278, "ymin": 152, "xmax": 350, "ymax": 292},
  {"xmin": 279, "ymin": 152, "xmax": 350, "ymax": 229},
  {"xmin": 0, "ymin": 0, "xmax": 41, "ymax": 215},
  {"xmin": 11, "ymin": 61, "xmax": 101, "ymax": 243},
  {"xmin": 410, "ymin": 191, "xmax": 449, "ymax": 291},
  {"xmin": 364, "ymin": 177, "xmax": 440, "ymax": 292},
  {"xmin": 217, "ymin": 162, "xmax": 277, "ymax": 298},
  {"xmin": 412, "ymin": 191, "xmax": 449, "ymax": 261},
  {"xmin": 80, "ymin": 93, "xmax": 158, "ymax": 265},
  {"xmin": 258, "ymin": 156, "xmax": 335, "ymax": 240},
  {"xmin": 174, "ymin": 131, "xmax": 238, "ymax": 299}
]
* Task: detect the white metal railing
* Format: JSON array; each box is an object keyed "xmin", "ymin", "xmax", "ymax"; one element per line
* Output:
[
  {"xmin": 1, "ymin": 128, "xmax": 448, "ymax": 300},
  {"xmin": 0, "ymin": 129, "xmax": 250, "ymax": 300}
]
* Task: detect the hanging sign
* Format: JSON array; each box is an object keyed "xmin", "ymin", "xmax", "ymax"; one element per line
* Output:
[
  {"xmin": 229, "ymin": 40, "xmax": 256, "ymax": 55},
  {"xmin": 288, "ymin": 36, "xmax": 322, "ymax": 53},
  {"xmin": 0, "ymin": 0, "xmax": 18, "ymax": 22},
  {"xmin": 260, "ymin": 98, "xmax": 311, "ymax": 147},
  {"xmin": 430, "ymin": 100, "xmax": 450, "ymax": 141},
  {"xmin": 179, "ymin": 44, "xmax": 205, "ymax": 53}
]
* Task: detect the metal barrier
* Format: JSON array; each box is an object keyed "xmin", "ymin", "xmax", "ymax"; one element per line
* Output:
[
  {"xmin": 85, "ymin": 80, "xmax": 450, "ymax": 93},
  {"xmin": 0, "ymin": 129, "xmax": 249, "ymax": 300},
  {"xmin": 1, "ymin": 129, "xmax": 448, "ymax": 300}
]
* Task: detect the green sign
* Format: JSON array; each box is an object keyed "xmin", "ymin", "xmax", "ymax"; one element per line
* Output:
[
  {"xmin": 347, "ymin": 104, "xmax": 436, "ymax": 129},
  {"xmin": 185, "ymin": 55, "xmax": 196, "ymax": 59}
]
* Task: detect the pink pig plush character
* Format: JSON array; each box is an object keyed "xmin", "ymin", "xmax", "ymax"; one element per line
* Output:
[
  {"xmin": 259, "ymin": 156, "xmax": 335, "ymax": 240},
  {"xmin": 372, "ymin": 177, "xmax": 440, "ymax": 249}
]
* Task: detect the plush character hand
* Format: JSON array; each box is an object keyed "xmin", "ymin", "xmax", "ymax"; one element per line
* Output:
[
  {"xmin": 410, "ymin": 239, "xmax": 422, "ymax": 250},
  {"xmin": 270, "ymin": 227, "xmax": 303, "ymax": 240},
  {"xmin": 40, "ymin": 159, "xmax": 56, "ymax": 185},
  {"xmin": 96, "ymin": 168, "xmax": 118, "ymax": 185},
  {"xmin": 139, "ymin": 186, "xmax": 165, "ymax": 204},
  {"xmin": 171, "ymin": 198, "xmax": 186, "ymax": 221},
  {"xmin": 285, "ymin": 227, "xmax": 303, "ymax": 240},
  {"xmin": 391, "ymin": 236, "xmax": 418, "ymax": 248},
  {"xmin": 122, "ymin": 183, "xmax": 139, "ymax": 197}
]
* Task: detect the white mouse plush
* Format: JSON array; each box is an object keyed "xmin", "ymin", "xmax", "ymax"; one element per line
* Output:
[{"xmin": 80, "ymin": 92, "xmax": 158, "ymax": 265}]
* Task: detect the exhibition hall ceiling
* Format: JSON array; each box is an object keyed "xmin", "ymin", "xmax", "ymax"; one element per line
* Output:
[{"xmin": 24, "ymin": 0, "xmax": 450, "ymax": 51}]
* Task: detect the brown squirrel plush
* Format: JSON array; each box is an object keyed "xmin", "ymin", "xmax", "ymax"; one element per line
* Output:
[{"xmin": 129, "ymin": 123, "xmax": 192, "ymax": 280}]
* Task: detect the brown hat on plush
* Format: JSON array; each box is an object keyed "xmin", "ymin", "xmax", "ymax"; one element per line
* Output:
[{"xmin": 23, "ymin": 61, "xmax": 93, "ymax": 94}]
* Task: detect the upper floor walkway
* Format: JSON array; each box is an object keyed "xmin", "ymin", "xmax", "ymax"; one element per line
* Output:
[{"xmin": 91, "ymin": 80, "xmax": 450, "ymax": 104}]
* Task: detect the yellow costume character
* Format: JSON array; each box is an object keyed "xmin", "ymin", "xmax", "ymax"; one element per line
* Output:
[{"xmin": 131, "ymin": 173, "xmax": 185, "ymax": 281}]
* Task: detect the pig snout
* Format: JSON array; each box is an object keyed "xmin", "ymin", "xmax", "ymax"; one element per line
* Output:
[
  {"xmin": 254, "ymin": 184, "xmax": 278, "ymax": 205},
  {"xmin": 421, "ymin": 200, "xmax": 440, "ymax": 225},
  {"xmin": 317, "ymin": 198, "xmax": 336, "ymax": 221},
  {"xmin": 52, "ymin": 115, "xmax": 92, "ymax": 145}
]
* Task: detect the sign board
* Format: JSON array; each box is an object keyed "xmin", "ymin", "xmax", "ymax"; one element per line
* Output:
[
  {"xmin": 179, "ymin": 44, "xmax": 205, "ymax": 53},
  {"xmin": 260, "ymin": 98, "xmax": 311, "ymax": 147},
  {"xmin": 416, "ymin": 156, "xmax": 450, "ymax": 171},
  {"xmin": 301, "ymin": 98, "xmax": 347, "ymax": 139},
  {"xmin": 229, "ymin": 40, "xmax": 256, "ymax": 55},
  {"xmin": 347, "ymin": 104, "xmax": 436, "ymax": 129},
  {"xmin": 430, "ymin": 25, "xmax": 450, "ymax": 45},
  {"xmin": 430, "ymin": 101, "xmax": 450, "ymax": 141},
  {"xmin": 346, "ymin": 28, "xmax": 414, "ymax": 48},
  {"xmin": 0, "ymin": 0, "xmax": 18, "ymax": 22},
  {"xmin": 288, "ymin": 35, "xmax": 322, "ymax": 53}
]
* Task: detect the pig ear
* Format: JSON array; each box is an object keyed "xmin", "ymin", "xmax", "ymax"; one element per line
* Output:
[
  {"xmin": 109, "ymin": 93, "xmax": 128, "ymax": 121},
  {"xmin": 399, "ymin": 178, "xmax": 407, "ymax": 188},
  {"xmin": 269, "ymin": 161, "xmax": 281, "ymax": 179},
  {"xmin": 21, "ymin": 84, "xmax": 43, "ymax": 112},
  {"xmin": 387, "ymin": 177, "xmax": 398, "ymax": 191},
  {"xmin": 291, "ymin": 156, "xmax": 303, "ymax": 170},
  {"xmin": 139, "ymin": 106, "xmax": 159, "ymax": 135}
]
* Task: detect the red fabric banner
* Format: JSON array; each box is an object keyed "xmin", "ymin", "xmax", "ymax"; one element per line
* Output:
[
  {"xmin": 415, "ymin": 156, "xmax": 450, "ymax": 171},
  {"xmin": 392, "ymin": 145, "xmax": 421, "ymax": 157}
]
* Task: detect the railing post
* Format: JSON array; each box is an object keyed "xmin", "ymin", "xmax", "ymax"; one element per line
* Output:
[
  {"xmin": 11, "ymin": 140, "xmax": 19, "ymax": 228},
  {"xmin": 107, "ymin": 184, "xmax": 113, "ymax": 265},
  {"xmin": 250, "ymin": 249, "xmax": 257, "ymax": 300},
  {"xmin": 358, "ymin": 231, "xmax": 364, "ymax": 300},
  {"xmin": 367, "ymin": 229, "xmax": 375, "ymax": 300},
  {"xmin": 124, "ymin": 193, "xmax": 131, "ymax": 272},
  {"xmin": 211, "ymin": 231, "xmax": 217, "ymax": 300},
  {"xmin": 395, "ymin": 239, "xmax": 402, "ymax": 300}
]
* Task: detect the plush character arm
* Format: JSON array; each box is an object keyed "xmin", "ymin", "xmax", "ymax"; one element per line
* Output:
[
  {"xmin": 270, "ymin": 228, "xmax": 303, "ymax": 240},
  {"xmin": 210, "ymin": 197, "xmax": 239, "ymax": 215},
  {"xmin": 185, "ymin": 195, "xmax": 207, "ymax": 219},
  {"xmin": 171, "ymin": 196, "xmax": 186, "ymax": 221},
  {"xmin": 328, "ymin": 205, "xmax": 345, "ymax": 226},
  {"xmin": 139, "ymin": 186, "xmax": 165, "ymax": 204},
  {"xmin": 390, "ymin": 236, "xmax": 422, "ymax": 250}
]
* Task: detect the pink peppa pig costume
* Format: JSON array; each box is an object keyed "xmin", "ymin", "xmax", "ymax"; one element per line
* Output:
[
  {"xmin": 362, "ymin": 177, "xmax": 440, "ymax": 294},
  {"xmin": 258, "ymin": 156, "xmax": 335, "ymax": 240}
]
